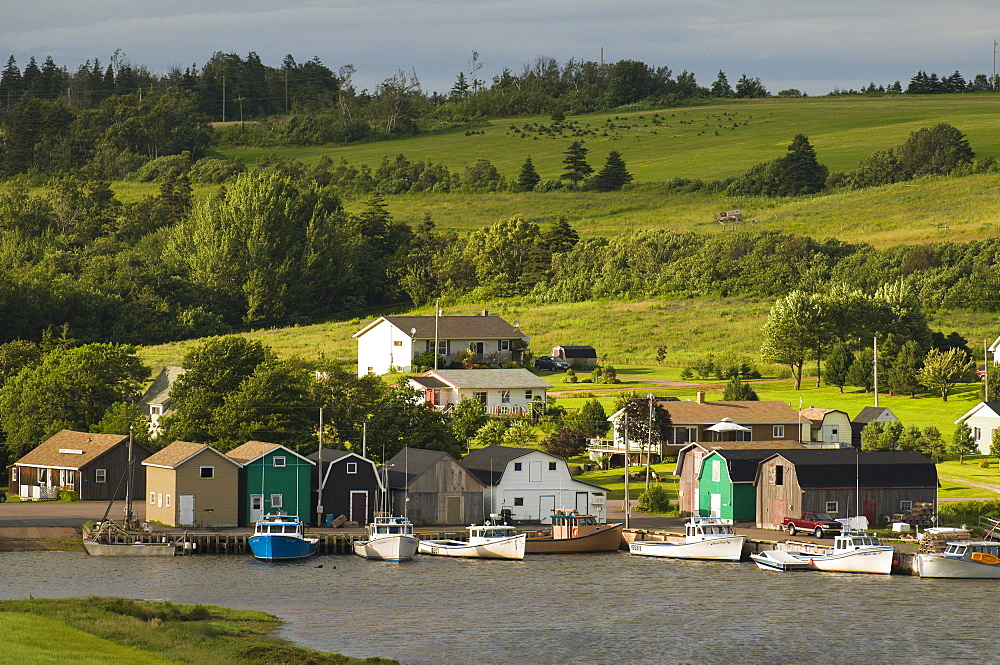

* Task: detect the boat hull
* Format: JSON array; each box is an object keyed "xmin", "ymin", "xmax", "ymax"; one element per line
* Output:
[
  {"xmin": 794, "ymin": 547, "xmax": 894, "ymax": 575},
  {"xmin": 354, "ymin": 535, "xmax": 419, "ymax": 562},
  {"xmin": 83, "ymin": 540, "xmax": 177, "ymax": 556},
  {"xmin": 917, "ymin": 554, "xmax": 1000, "ymax": 579},
  {"xmin": 525, "ymin": 524, "xmax": 623, "ymax": 554},
  {"xmin": 249, "ymin": 535, "xmax": 318, "ymax": 561},
  {"xmin": 629, "ymin": 535, "xmax": 746, "ymax": 561},
  {"xmin": 418, "ymin": 534, "xmax": 525, "ymax": 560},
  {"xmin": 750, "ymin": 550, "xmax": 810, "ymax": 571}
]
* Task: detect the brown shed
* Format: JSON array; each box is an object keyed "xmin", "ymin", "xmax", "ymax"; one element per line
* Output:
[
  {"xmin": 384, "ymin": 447, "xmax": 485, "ymax": 526},
  {"xmin": 142, "ymin": 441, "xmax": 242, "ymax": 527}
]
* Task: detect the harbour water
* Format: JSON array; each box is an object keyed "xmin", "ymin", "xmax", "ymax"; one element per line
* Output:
[{"xmin": 1, "ymin": 549, "xmax": 995, "ymax": 664}]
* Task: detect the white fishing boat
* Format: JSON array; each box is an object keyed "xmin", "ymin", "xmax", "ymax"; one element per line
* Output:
[
  {"xmin": 789, "ymin": 531, "xmax": 894, "ymax": 575},
  {"xmin": 418, "ymin": 521, "xmax": 526, "ymax": 560},
  {"xmin": 354, "ymin": 515, "xmax": 419, "ymax": 562},
  {"xmin": 917, "ymin": 541, "xmax": 1000, "ymax": 579},
  {"xmin": 750, "ymin": 549, "xmax": 811, "ymax": 571},
  {"xmin": 628, "ymin": 516, "xmax": 746, "ymax": 561}
]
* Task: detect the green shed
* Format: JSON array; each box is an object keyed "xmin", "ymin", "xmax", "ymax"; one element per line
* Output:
[
  {"xmin": 697, "ymin": 449, "xmax": 788, "ymax": 522},
  {"xmin": 227, "ymin": 441, "xmax": 315, "ymax": 525}
]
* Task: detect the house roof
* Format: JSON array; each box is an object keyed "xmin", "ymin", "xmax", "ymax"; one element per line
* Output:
[
  {"xmin": 142, "ymin": 441, "xmax": 241, "ymax": 469},
  {"xmin": 139, "ymin": 365, "xmax": 186, "ymax": 407},
  {"xmin": 799, "ymin": 408, "xmax": 846, "ymax": 428},
  {"xmin": 227, "ymin": 441, "xmax": 314, "ymax": 466},
  {"xmin": 353, "ymin": 315, "xmax": 526, "ymax": 340},
  {"xmin": 423, "ymin": 369, "xmax": 551, "ymax": 390},
  {"xmin": 462, "ymin": 445, "xmax": 536, "ymax": 484},
  {"xmin": 13, "ymin": 430, "xmax": 132, "ymax": 470},
  {"xmin": 758, "ymin": 450, "xmax": 936, "ymax": 488},
  {"xmin": 382, "ymin": 446, "xmax": 462, "ymax": 488},
  {"xmin": 409, "ymin": 375, "xmax": 450, "ymax": 389},
  {"xmin": 612, "ymin": 399, "xmax": 801, "ymax": 425},
  {"xmin": 956, "ymin": 401, "xmax": 1000, "ymax": 424},
  {"xmin": 704, "ymin": 448, "xmax": 801, "ymax": 483},
  {"xmin": 852, "ymin": 407, "xmax": 898, "ymax": 424},
  {"xmin": 674, "ymin": 440, "xmax": 805, "ymax": 477},
  {"xmin": 307, "ymin": 448, "xmax": 361, "ymax": 464},
  {"xmin": 555, "ymin": 345, "xmax": 597, "ymax": 358}
]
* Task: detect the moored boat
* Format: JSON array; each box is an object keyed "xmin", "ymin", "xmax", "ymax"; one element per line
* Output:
[
  {"xmin": 418, "ymin": 522, "xmax": 526, "ymax": 560},
  {"xmin": 629, "ymin": 516, "xmax": 746, "ymax": 561},
  {"xmin": 83, "ymin": 521, "xmax": 179, "ymax": 556},
  {"xmin": 524, "ymin": 510, "xmax": 622, "ymax": 554},
  {"xmin": 354, "ymin": 515, "xmax": 419, "ymax": 562},
  {"xmin": 249, "ymin": 513, "xmax": 318, "ymax": 561},
  {"xmin": 788, "ymin": 531, "xmax": 894, "ymax": 575},
  {"xmin": 917, "ymin": 541, "xmax": 1000, "ymax": 579},
  {"xmin": 750, "ymin": 549, "xmax": 810, "ymax": 571}
]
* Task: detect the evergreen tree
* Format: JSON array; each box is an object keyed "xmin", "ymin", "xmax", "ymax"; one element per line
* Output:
[
  {"xmin": 823, "ymin": 342, "xmax": 854, "ymax": 393},
  {"xmin": 560, "ymin": 140, "xmax": 592, "ymax": 186},
  {"xmin": 950, "ymin": 422, "xmax": 977, "ymax": 463},
  {"xmin": 0, "ymin": 56, "xmax": 24, "ymax": 119},
  {"xmin": 575, "ymin": 398, "xmax": 610, "ymax": 439},
  {"xmin": 860, "ymin": 421, "xmax": 887, "ymax": 451},
  {"xmin": 450, "ymin": 72, "xmax": 469, "ymax": 99},
  {"xmin": 886, "ymin": 340, "xmax": 922, "ymax": 397},
  {"xmin": 711, "ymin": 70, "xmax": 733, "ymax": 97},
  {"xmin": 776, "ymin": 134, "xmax": 828, "ymax": 196},
  {"xmin": 845, "ymin": 347, "xmax": 874, "ymax": 392},
  {"xmin": 539, "ymin": 218, "xmax": 579, "ymax": 254},
  {"xmin": 722, "ymin": 374, "xmax": 758, "ymax": 401},
  {"xmin": 591, "ymin": 150, "xmax": 633, "ymax": 191},
  {"xmin": 515, "ymin": 156, "xmax": 541, "ymax": 192}
]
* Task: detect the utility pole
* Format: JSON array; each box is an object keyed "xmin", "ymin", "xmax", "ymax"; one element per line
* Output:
[
  {"xmin": 873, "ymin": 337, "xmax": 879, "ymax": 408},
  {"xmin": 623, "ymin": 411, "xmax": 629, "ymax": 529},
  {"xmin": 645, "ymin": 394, "xmax": 654, "ymax": 492},
  {"xmin": 434, "ymin": 298, "xmax": 440, "ymax": 371},
  {"xmin": 222, "ymin": 75, "xmax": 226, "ymax": 122},
  {"xmin": 994, "ymin": 40, "xmax": 997, "ymax": 91}
]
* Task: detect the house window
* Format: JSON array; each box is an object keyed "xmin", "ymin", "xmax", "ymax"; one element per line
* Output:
[
  {"xmin": 438, "ymin": 340, "xmax": 448, "ymax": 356},
  {"xmin": 514, "ymin": 462, "xmax": 522, "ymax": 471},
  {"xmin": 273, "ymin": 457, "xmax": 286, "ymax": 468},
  {"xmin": 826, "ymin": 501, "xmax": 839, "ymax": 514},
  {"xmin": 95, "ymin": 469, "xmax": 107, "ymax": 483},
  {"xmin": 514, "ymin": 497, "xmax": 524, "ymax": 506},
  {"xmin": 157, "ymin": 493, "xmax": 163, "ymax": 508},
  {"xmin": 711, "ymin": 460, "xmax": 721, "ymax": 483},
  {"xmin": 735, "ymin": 429, "xmax": 752, "ymax": 441},
  {"xmin": 473, "ymin": 391, "xmax": 488, "ymax": 405},
  {"xmin": 346, "ymin": 462, "xmax": 358, "ymax": 474},
  {"xmin": 165, "ymin": 494, "xmax": 171, "ymax": 508},
  {"xmin": 500, "ymin": 339, "xmax": 510, "ymax": 352},
  {"xmin": 673, "ymin": 426, "xmax": 697, "ymax": 444},
  {"xmin": 270, "ymin": 494, "xmax": 283, "ymax": 508},
  {"xmin": 773, "ymin": 425, "xmax": 785, "ymax": 438},
  {"xmin": 200, "ymin": 466, "xmax": 214, "ymax": 479},
  {"xmin": 149, "ymin": 491, "xmax": 155, "ymax": 505},
  {"xmin": 775, "ymin": 465, "xmax": 784, "ymax": 486},
  {"xmin": 548, "ymin": 462, "xmax": 557, "ymax": 471},
  {"xmin": 900, "ymin": 500, "xmax": 913, "ymax": 512},
  {"xmin": 150, "ymin": 404, "xmax": 163, "ymax": 416},
  {"xmin": 525, "ymin": 389, "xmax": 533, "ymax": 401},
  {"xmin": 393, "ymin": 340, "xmax": 403, "ymax": 346},
  {"xmin": 500, "ymin": 390, "xmax": 511, "ymax": 403},
  {"xmin": 974, "ymin": 427, "xmax": 982, "ymax": 441}
]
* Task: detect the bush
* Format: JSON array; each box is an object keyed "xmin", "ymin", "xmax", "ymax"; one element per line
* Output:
[
  {"xmin": 57, "ymin": 490, "xmax": 79, "ymax": 502},
  {"xmin": 938, "ymin": 500, "xmax": 1000, "ymax": 527},
  {"xmin": 187, "ymin": 157, "xmax": 246, "ymax": 183},
  {"xmin": 636, "ymin": 483, "xmax": 672, "ymax": 513},
  {"xmin": 134, "ymin": 153, "xmax": 192, "ymax": 182},
  {"xmin": 564, "ymin": 369, "xmax": 578, "ymax": 383}
]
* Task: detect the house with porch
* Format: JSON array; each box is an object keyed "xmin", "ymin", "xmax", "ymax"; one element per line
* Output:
[
  {"xmin": 955, "ymin": 401, "xmax": 1000, "ymax": 455},
  {"xmin": 754, "ymin": 449, "xmax": 937, "ymax": 529},
  {"xmin": 462, "ymin": 445, "xmax": 607, "ymax": 524},
  {"xmin": 226, "ymin": 441, "xmax": 315, "ymax": 526},
  {"xmin": 307, "ymin": 448, "xmax": 383, "ymax": 527},
  {"xmin": 8, "ymin": 430, "xmax": 151, "ymax": 501},
  {"xmin": 383, "ymin": 447, "xmax": 484, "ymax": 526},
  {"xmin": 407, "ymin": 369, "xmax": 550, "ymax": 416},
  {"xmin": 799, "ymin": 408, "xmax": 852, "ymax": 448},
  {"xmin": 142, "ymin": 441, "xmax": 242, "ymax": 527},
  {"xmin": 354, "ymin": 313, "xmax": 529, "ymax": 376}
]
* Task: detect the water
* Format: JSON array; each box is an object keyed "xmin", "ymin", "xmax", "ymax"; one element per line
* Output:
[{"xmin": 1, "ymin": 550, "xmax": 995, "ymax": 664}]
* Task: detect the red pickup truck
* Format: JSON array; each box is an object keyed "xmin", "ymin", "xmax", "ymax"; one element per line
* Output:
[{"xmin": 781, "ymin": 512, "xmax": 843, "ymax": 539}]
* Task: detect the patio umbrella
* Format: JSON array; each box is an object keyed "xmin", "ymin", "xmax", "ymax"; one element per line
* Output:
[{"xmin": 705, "ymin": 417, "xmax": 751, "ymax": 432}]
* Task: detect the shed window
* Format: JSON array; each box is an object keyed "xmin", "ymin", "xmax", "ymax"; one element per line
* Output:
[
  {"xmin": 514, "ymin": 497, "xmax": 524, "ymax": 506},
  {"xmin": 346, "ymin": 462, "xmax": 358, "ymax": 474},
  {"xmin": 270, "ymin": 494, "xmax": 283, "ymax": 508},
  {"xmin": 900, "ymin": 500, "xmax": 913, "ymax": 512},
  {"xmin": 548, "ymin": 462, "xmax": 557, "ymax": 471},
  {"xmin": 200, "ymin": 466, "xmax": 214, "ymax": 479},
  {"xmin": 514, "ymin": 462, "xmax": 522, "ymax": 471},
  {"xmin": 500, "ymin": 390, "xmax": 511, "ymax": 403},
  {"xmin": 95, "ymin": 468, "xmax": 107, "ymax": 483},
  {"xmin": 165, "ymin": 494, "xmax": 171, "ymax": 508},
  {"xmin": 774, "ymin": 465, "xmax": 784, "ymax": 486},
  {"xmin": 711, "ymin": 460, "xmax": 721, "ymax": 483},
  {"xmin": 826, "ymin": 501, "xmax": 839, "ymax": 514},
  {"xmin": 149, "ymin": 491, "xmax": 155, "ymax": 505},
  {"xmin": 974, "ymin": 427, "xmax": 982, "ymax": 441},
  {"xmin": 773, "ymin": 425, "xmax": 785, "ymax": 438},
  {"xmin": 273, "ymin": 457, "xmax": 286, "ymax": 468}
]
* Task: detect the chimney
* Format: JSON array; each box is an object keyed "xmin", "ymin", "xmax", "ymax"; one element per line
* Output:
[
  {"xmin": 696, "ymin": 391, "xmax": 705, "ymax": 404},
  {"xmin": 481, "ymin": 309, "xmax": 489, "ymax": 317}
]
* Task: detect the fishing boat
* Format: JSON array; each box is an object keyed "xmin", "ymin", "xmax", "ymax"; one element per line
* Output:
[
  {"xmin": 354, "ymin": 515, "xmax": 419, "ymax": 561},
  {"xmin": 418, "ymin": 521, "xmax": 526, "ymax": 560},
  {"xmin": 248, "ymin": 513, "xmax": 318, "ymax": 561},
  {"xmin": 524, "ymin": 509, "xmax": 623, "ymax": 554},
  {"xmin": 917, "ymin": 541, "xmax": 1000, "ymax": 578},
  {"xmin": 789, "ymin": 531, "xmax": 894, "ymax": 574},
  {"xmin": 750, "ymin": 549, "xmax": 811, "ymax": 571},
  {"xmin": 628, "ymin": 516, "xmax": 746, "ymax": 561}
]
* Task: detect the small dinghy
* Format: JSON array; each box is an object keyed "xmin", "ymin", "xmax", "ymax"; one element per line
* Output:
[{"xmin": 750, "ymin": 549, "xmax": 811, "ymax": 571}]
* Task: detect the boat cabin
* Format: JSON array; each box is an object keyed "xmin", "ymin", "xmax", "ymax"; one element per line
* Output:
[
  {"xmin": 685, "ymin": 516, "xmax": 737, "ymax": 539},
  {"xmin": 253, "ymin": 514, "xmax": 306, "ymax": 537},
  {"xmin": 834, "ymin": 531, "xmax": 882, "ymax": 551},
  {"xmin": 550, "ymin": 510, "xmax": 604, "ymax": 539},
  {"xmin": 370, "ymin": 516, "xmax": 414, "ymax": 537},
  {"xmin": 943, "ymin": 542, "xmax": 1000, "ymax": 561},
  {"xmin": 468, "ymin": 525, "xmax": 517, "ymax": 540}
]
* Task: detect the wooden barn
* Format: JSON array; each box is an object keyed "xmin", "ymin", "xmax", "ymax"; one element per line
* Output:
[
  {"xmin": 308, "ymin": 448, "xmax": 383, "ymax": 527},
  {"xmin": 696, "ymin": 448, "xmax": 800, "ymax": 522},
  {"xmin": 383, "ymin": 447, "xmax": 485, "ymax": 526},
  {"xmin": 227, "ymin": 441, "xmax": 315, "ymax": 526},
  {"xmin": 7, "ymin": 430, "xmax": 151, "ymax": 502},
  {"xmin": 142, "ymin": 441, "xmax": 242, "ymax": 527},
  {"xmin": 552, "ymin": 345, "xmax": 598, "ymax": 367},
  {"xmin": 754, "ymin": 449, "xmax": 938, "ymax": 529}
]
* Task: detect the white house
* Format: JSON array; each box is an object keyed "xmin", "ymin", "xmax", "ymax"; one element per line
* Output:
[
  {"xmin": 851, "ymin": 406, "xmax": 900, "ymax": 447},
  {"xmin": 955, "ymin": 401, "xmax": 1000, "ymax": 454},
  {"xmin": 353, "ymin": 313, "xmax": 529, "ymax": 376},
  {"xmin": 138, "ymin": 365, "xmax": 186, "ymax": 438},
  {"xmin": 798, "ymin": 408, "xmax": 852, "ymax": 448},
  {"xmin": 462, "ymin": 445, "xmax": 607, "ymax": 523},
  {"xmin": 407, "ymin": 369, "xmax": 551, "ymax": 415}
]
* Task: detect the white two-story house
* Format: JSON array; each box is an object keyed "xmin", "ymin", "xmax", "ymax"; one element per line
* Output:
[
  {"xmin": 353, "ymin": 313, "xmax": 529, "ymax": 376},
  {"xmin": 407, "ymin": 369, "xmax": 550, "ymax": 415},
  {"xmin": 462, "ymin": 445, "xmax": 607, "ymax": 523}
]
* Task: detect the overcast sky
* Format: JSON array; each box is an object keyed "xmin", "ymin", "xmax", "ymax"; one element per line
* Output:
[{"xmin": 4, "ymin": 1, "xmax": 999, "ymax": 96}]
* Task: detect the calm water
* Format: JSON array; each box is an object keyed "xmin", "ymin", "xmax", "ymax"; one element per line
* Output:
[{"xmin": 1, "ymin": 550, "xmax": 995, "ymax": 664}]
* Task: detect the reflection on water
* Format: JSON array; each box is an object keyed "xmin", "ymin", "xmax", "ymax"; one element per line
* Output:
[{"xmin": 1, "ymin": 550, "xmax": 995, "ymax": 664}]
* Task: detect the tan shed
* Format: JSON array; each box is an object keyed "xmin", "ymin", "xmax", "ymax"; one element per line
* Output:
[{"xmin": 142, "ymin": 441, "xmax": 242, "ymax": 527}]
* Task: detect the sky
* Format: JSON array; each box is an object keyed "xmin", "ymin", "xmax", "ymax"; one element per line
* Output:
[{"xmin": 3, "ymin": 1, "xmax": 1000, "ymax": 96}]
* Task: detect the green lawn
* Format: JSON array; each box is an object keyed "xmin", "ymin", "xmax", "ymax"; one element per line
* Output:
[{"xmin": 575, "ymin": 463, "xmax": 678, "ymax": 501}]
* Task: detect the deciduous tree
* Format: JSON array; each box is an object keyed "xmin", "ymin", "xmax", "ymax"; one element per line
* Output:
[{"xmin": 917, "ymin": 348, "xmax": 976, "ymax": 401}]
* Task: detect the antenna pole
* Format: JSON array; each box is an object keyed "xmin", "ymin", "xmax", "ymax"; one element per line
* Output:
[{"xmin": 623, "ymin": 411, "xmax": 630, "ymax": 529}]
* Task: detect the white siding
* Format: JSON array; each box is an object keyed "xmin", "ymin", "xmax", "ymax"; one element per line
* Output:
[
  {"xmin": 356, "ymin": 320, "xmax": 415, "ymax": 376},
  {"xmin": 485, "ymin": 450, "xmax": 607, "ymax": 523}
]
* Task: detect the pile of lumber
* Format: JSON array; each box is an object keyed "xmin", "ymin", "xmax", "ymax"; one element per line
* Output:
[
  {"xmin": 892, "ymin": 502, "xmax": 936, "ymax": 527},
  {"xmin": 918, "ymin": 527, "xmax": 971, "ymax": 554}
]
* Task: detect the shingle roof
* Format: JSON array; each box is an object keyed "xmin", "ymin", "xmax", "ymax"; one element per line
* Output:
[
  {"xmin": 852, "ymin": 407, "xmax": 898, "ymax": 424},
  {"xmin": 306, "ymin": 448, "xmax": 360, "ymax": 464},
  {"xmin": 763, "ymin": 450, "xmax": 936, "ymax": 488},
  {"xmin": 142, "ymin": 441, "xmax": 240, "ymax": 469},
  {"xmin": 556, "ymin": 345, "xmax": 597, "ymax": 358},
  {"xmin": 409, "ymin": 375, "xmax": 450, "ymax": 389},
  {"xmin": 706, "ymin": 448, "xmax": 798, "ymax": 483},
  {"xmin": 355, "ymin": 315, "xmax": 526, "ymax": 340},
  {"xmin": 226, "ymin": 441, "xmax": 281, "ymax": 465},
  {"xmin": 799, "ymin": 408, "xmax": 844, "ymax": 428},
  {"xmin": 616, "ymin": 399, "xmax": 801, "ymax": 425},
  {"xmin": 139, "ymin": 365, "xmax": 186, "ymax": 407},
  {"xmin": 14, "ymin": 430, "xmax": 130, "ymax": 469},
  {"xmin": 382, "ymin": 447, "xmax": 460, "ymax": 488},
  {"xmin": 426, "ymin": 369, "xmax": 551, "ymax": 390},
  {"xmin": 675, "ymin": 440, "xmax": 805, "ymax": 477},
  {"xmin": 462, "ymin": 445, "xmax": 537, "ymax": 484}
]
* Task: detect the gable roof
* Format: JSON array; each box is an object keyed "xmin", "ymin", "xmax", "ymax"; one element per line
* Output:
[
  {"xmin": 142, "ymin": 441, "xmax": 241, "ymax": 469},
  {"xmin": 462, "ymin": 445, "xmax": 549, "ymax": 484},
  {"xmin": 381, "ymin": 447, "xmax": 458, "ymax": 488},
  {"xmin": 423, "ymin": 369, "xmax": 551, "ymax": 390},
  {"xmin": 307, "ymin": 447, "xmax": 366, "ymax": 464},
  {"xmin": 227, "ymin": 441, "xmax": 314, "ymax": 466},
  {"xmin": 555, "ymin": 345, "xmax": 597, "ymax": 358},
  {"xmin": 702, "ymin": 448, "xmax": 798, "ymax": 483},
  {"xmin": 956, "ymin": 401, "xmax": 1000, "ymax": 424},
  {"xmin": 409, "ymin": 375, "xmax": 450, "ymax": 389},
  {"xmin": 13, "ymin": 430, "xmax": 133, "ymax": 469},
  {"xmin": 799, "ymin": 408, "xmax": 847, "ymax": 428},
  {"xmin": 612, "ymin": 399, "xmax": 801, "ymax": 425},
  {"xmin": 354, "ymin": 315, "xmax": 526, "ymax": 340},
  {"xmin": 139, "ymin": 365, "xmax": 186, "ymax": 407},
  {"xmin": 674, "ymin": 440, "xmax": 805, "ymax": 477},
  {"xmin": 852, "ymin": 407, "xmax": 898, "ymax": 424},
  {"xmin": 758, "ymin": 450, "xmax": 936, "ymax": 488}
]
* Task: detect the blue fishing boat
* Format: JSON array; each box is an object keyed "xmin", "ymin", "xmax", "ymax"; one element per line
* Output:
[{"xmin": 249, "ymin": 513, "xmax": 319, "ymax": 561}]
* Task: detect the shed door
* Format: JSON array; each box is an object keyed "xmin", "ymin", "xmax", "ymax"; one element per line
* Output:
[
  {"xmin": 862, "ymin": 499, "xmax": 877, "ymax": 526},
  {"xmin": 771, "ymin": 497, "xmax": 786, "ymax": 530},
  {"xmin": 539, "ymin": 495, "xmax": 556, "ymax": 524},
  {"xmin": 528, "ymin": 461, "xmax": 542, "ymax": 482},
  {"xmin": 350, "ymin": 491, "xmax": 369, "ymax": 524},
  {"xmin": 179, "ymin": 494, "xmax": 195, "ymax": 526},
  {"xmin": 446, "ymin": 496, "xmax": 462, "ymax": 524},
  {"xmin": 250, "ymin": 494, "xmax": 264, "ymax": 522},
  {"xmin": 710, "ymin": 493, "xmax": 722, "ymax": 518},
  {"xmin": 575, "ymin": 491, "xmax": 589, "ymax": 514}
]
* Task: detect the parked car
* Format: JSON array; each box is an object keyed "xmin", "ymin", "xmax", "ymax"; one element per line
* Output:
[{"xmin": 535, "ymin": 356, "xmax": 570, "ymax": 371}]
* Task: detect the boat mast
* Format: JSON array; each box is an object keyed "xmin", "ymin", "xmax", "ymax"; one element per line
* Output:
[{"xmin": 124, "ymin": 425, "xmax": 135, "ymax": 529}]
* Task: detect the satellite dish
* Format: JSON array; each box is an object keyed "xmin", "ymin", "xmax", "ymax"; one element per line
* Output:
[
  {"xmin": 410, "ymin": 327, "xmax": 416, "ymax": 336},
  {"xmin": 514, "ymin": 320, "xmax": 520, "ymax": 328}
]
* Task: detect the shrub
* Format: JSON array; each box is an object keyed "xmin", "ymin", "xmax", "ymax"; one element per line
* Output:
[
  {"xmin": 564, "ymin": 369, "xmax": 578, "ymax": 383},
  {"xmin": 636, "ymin": 483, "xmax": 672, "ymax": 513},
  {"xmin": 134, "ymin": 153, "xmax": 192, "ymax": 182},
  {"xmin": 188, "ymin": 157, "xmax": 246, "ymax": 183}
]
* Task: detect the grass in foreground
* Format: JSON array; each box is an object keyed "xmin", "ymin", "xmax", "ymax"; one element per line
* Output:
[{"xmin": 0, "ymin": 597, "xmax": 397, "ymax": 665}]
